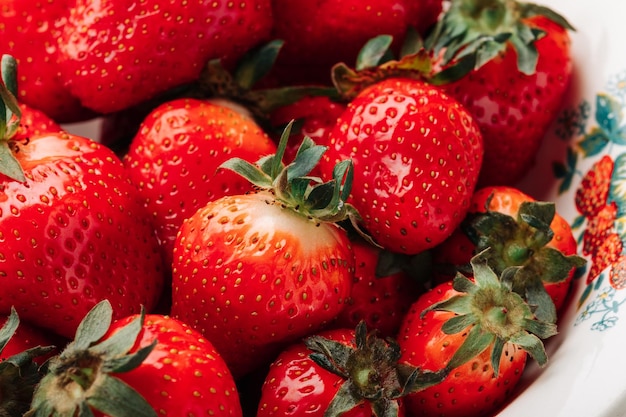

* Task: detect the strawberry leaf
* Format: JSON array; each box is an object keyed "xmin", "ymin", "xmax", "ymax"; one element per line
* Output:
[
  {"xmin": 0, "ymin": 307, "xmax": 18, "ymax": 352},
  {"xmin": 86, "ymin": 374, "xmax": 156, "ymax": 417},
  {"xmin": 356, "ymin": 35, "xmax": 394, "ymax": 71},
  {"xmin": 234, "ymin": 39, "xmax": 284, "ymax": 90},
  {"xmin": 72, "ymin": 300, "xmax": 114, "ymax": 350}
]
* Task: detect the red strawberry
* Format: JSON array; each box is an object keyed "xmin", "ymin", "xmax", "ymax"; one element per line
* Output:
[
  {"xmin": 269, "ymin": 0, "xmax": 443, "ymax": 85},
  {"xmin": 329, "ymin": 238, "xmax": 425, "ymax": 338},
  {"xmin": 583, "ymin": 202, "xmax": 618, "ymax": 256},
  {"xmin": 0, "ymin": 308, "xmax": 56, "ymax": 416},
  {"xmin": 587, "ymin": 233, "xmax": 623, "ymax": 284},
  {"xmin": 57, "ymin": 0, "xmax": 273, "ymax": 114},
  {"xmin": 257, "ymin": 322, "xmax": 445, "ymax": 417},
  {"xmin": 171, "ymin": 126, "xmax": 357, "ymax": 377},
  {"xmin": 123, "ymin": 98, "xmax": 277, "ymax": 267},
  {"xmin": 433, "ymin": 2, "xmax": 574, "ymax": 186},
  {"xmin": 610, "ymin": 255, "xmax": 626, "ymax": 290},
  {"xmin": 16, "ymin": 103, "xmax": 63, "ymax": 140},
  {"xmin": 270, "ymin": 95, "xmax": 347, "ymax": 171},
  {"xmin": 28, "ymin": 300, "xmax": 242, "ymax": 417},
  {"xmin": 0, "ymin": 58, "xmax": 164, "ymax": 338},
  {"xmin": 433, "ymin": 185, "xmax": 585, "ymax": 322},
  {"xmin": 575, "ymin": 155, "xmax": 614, "ymax": 217},
  {"xmin": 0, "ymin": 0, "xmax": 96, "ymax": 123},
  {"xmin": 319, "ymin": 77, "xmax": 484, "ymax": 255},
  {"xmin": 398, "ymin": 253, "xmax": 557, "ymax": 417}
]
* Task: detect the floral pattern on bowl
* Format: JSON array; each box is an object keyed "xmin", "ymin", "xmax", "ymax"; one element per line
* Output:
[{"xmin": 497, "ymin": 1, "xmax": 626, "ymax": 415}]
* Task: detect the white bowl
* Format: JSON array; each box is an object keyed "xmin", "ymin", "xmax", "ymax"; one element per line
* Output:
[{"xmin": 500, "ymin": 1, "xmax": 626, "ymax": 416}]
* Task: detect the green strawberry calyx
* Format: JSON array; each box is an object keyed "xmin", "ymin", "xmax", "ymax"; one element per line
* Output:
[
  {"xmin": 423, "ymin": 250, "xmax": 558, "ymax": 376},
  {"xmin": 0, "ymin": 307, "xmax": 56, "ymax": 417},
  {"xmin": 463, "ymin": 197, "xmax": 587, "ymax": 323},
  {"xmin": 305, "ymin": 321, "xmax": 448, "ymax": 417},
  {"xmin": 190, "ymin": 40, "xmax": 340, "ymax": 121},
  {"xmin": 0, "ymin": 54, "xmax": 26, "ymax": 183},
  {"xmin": 219, "ymin": 120, "xmax": 362, "ymax": 225},
  {"xmin": 425, "ymin": 0, "xmax": 575, "ymax": 76},
  {"xmin": 25, "ymin": 300, "xmax": 157, "ymax": 417}
]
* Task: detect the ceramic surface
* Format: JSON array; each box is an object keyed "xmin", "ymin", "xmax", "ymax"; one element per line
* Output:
[{"xmin": 499, "ymin": 1, "xmax": 626, "ymax": 416}]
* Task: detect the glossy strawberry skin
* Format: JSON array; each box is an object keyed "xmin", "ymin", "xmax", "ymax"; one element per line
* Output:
[
  {"xmin": 171, "ymin": 191, "xmax": 355, "ymax": 378},
  {"xmin": 257, "ymin": 328, "xmax": 405, "ymax": 417},
  {"xmin": 398, "ymin": 281, "xmax": 528, "ymax": 417},
  {"xmin": 441, "ymin": 16, "xmax": 572, "ymax": 186},
  {"xmin": 270, "ymin": 0, "xmax": 442, "ymax": 85},
  {"xmin": 270, "ymin": 96, "xmax": 347, "ymax": 172},
  {"xmin": 320, "ymin": 78, "xmax": 483, "ymax": 255},
  {"xmin": 57, "ymin": 0, "xmax": 273, "ymax": 114},
  {"xmin": 329, "ymin": 239, "xmax": 424, "ymax": 338},
  {"xmin": 0, "ymin": 0, "xmax": 96, "ymax": 123},
  {"xmin": 123, "ymin": 99, "xmax": 277, "ymax": 266},
  {"xmin": 434, "ymin": 185, "xmax": 579, "ymax": 312},
  {"xmin": 106, "ymin": 314, "xmax": 242, "ymax": 417},
  {"xmin": 16, "ymin": 103, "xmax": 63, "ymax": 139},
  {"xmin": 0, "ymin": 132, "xmax": 164, "ymax": 338}
]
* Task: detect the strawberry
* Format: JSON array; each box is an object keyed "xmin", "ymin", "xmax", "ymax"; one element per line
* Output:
[
  {"xmin": 123, "ymin": 98, "xmax": 277, "ymax": 268},
  {"xmin": 433, "ymin": 185, "xmax": 585, "ymax": 323},
  {"xmin": 0, "ymin": 0, "xmax": 96, "ymax": 123},
  {"xmin": 398, "ymin": 253, "xmax": 557, "ymax": 417},
  {"xmin": 269, "ymin": 0, "xmax": 443, "ymax": 85},
  {"xmin": 575, "ymin": 155, "xmax": 614, "ymax": 217},
  {"xmin": 16, "ymin": 104, "xmax": 63, "ymax": 139},
  {"xmin": 269, "ymin": 95, "xmax": 347, "ymax": 173},
  {"xmin": 0, "ymin": 57, "xmax": 165, "ymax": 338},
  {"xmin": 28, "ymin": 300, "xmax": 242, "ymax": 417},
  {"xmin": 110, "ymin": 310, "xmax": 242, "ymax": 417},
  {"xmin": 0, "ymin": 308, "xmax": 55, "ymax": 416},
  {"xmin": 171, "ymin": 125, "xmax": 358, "ymax": 377},
  {"xmin": 56, "ymin": 0, "xmax": 274, "ymax": 114},
  {"xmin": 582, "ymin": 202, "xmax": 618, "ymax": 256},
  {"xmin": 610, "ymin": 255, "xmax": 626, "ymax": 290},
  {"xmin": 319, "ymin": 77, "xmax": 484, "ymax": 255},
  {"xmin": 329, "ymin": 238, "xmax": 425, "ymax": 338},
  {"xmin": 431, "ymin": 0, "xmax": 574, "ymax": 186},
  {"xmin": 587, "ymin": 233, "xmax": 623, "ymax": 284},
  {"xmin": 257, "ymin": 322, "xmax": 446, "ymax": 417}
]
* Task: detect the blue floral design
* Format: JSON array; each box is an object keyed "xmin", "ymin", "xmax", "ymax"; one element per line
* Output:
[
  {"xmin": 606, "ymin": 69, "xmax": 626, "ymax": 103},
  {"xmin": 576, "ymin": 284, "xmax": 626, "ymax": 330}
]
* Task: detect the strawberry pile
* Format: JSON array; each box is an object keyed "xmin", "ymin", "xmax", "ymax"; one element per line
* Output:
[{"xmin": 0, "ymin": 0, "xmax": 587, "ymax": 416}]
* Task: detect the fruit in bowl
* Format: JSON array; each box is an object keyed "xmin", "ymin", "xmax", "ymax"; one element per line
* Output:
[{"xmin": 0, "ymin": 0, "xmax": 618, "ymax": 416}]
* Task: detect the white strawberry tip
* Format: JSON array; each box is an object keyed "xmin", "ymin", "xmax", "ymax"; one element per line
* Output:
[{"xmin": 218, "ymin": 119, "xmax": 362, "ymax": 226}]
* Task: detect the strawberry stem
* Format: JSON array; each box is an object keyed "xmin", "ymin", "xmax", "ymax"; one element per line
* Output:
[{"xmin": 0, "ymin": 54, "xmax": 26, "ymax": 182}]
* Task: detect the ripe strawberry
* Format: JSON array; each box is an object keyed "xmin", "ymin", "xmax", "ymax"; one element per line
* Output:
[
  {"xmin": 575, "ymin": 155, "xmax": 614, "ymax": 217},
  {"xmin": 398, "ymin": 253, "xmax": 557, "ymax": 417},
  {"xmin": 257, "ymin": 322, "xmax": 446, "ymax": 417},
  {"xmin": 123, "ymin": 98, "xmax": 277, "ymax": 267},
  {"xmin": 610, "ymin": 255, "xmax": 626, "ymax": 290},
  {"xmin": 432, "ymin": 1, "xmax": 574, "ymax": 186},
  {"xmin": 110, "ymin": 311, "xmax": 242, "ymax": 417},
  {"xmin": 269, "ymin": 0, "xmax": 443, "ymax": 85},
  {"xmin": 28, "ymin": 300, "xmax": 241, "ymax": 417},
  {"xmin": 319, "ymin": 77, "xmax": 484, "ymax": 255},
  {"xmin": 0, "ymin": 58, "xmax": 165, "ymax": 338},
  {"xmin": 433, "ymin": 185, "xmax": 585, "ymax": 322},
  {"xmin": 329, "ymin": 238, "xmax": 425, "ymax": 338},
  {"xmin": 0, "ymin": 0, "xmax": 96, "ymax": 123},
  {"xmin": 16, "ymin": 103, "xmax": 63, "ymax": 140},
  {"xmin": 0, "ymin": 308, "xmax": 55, "ymax": 416},
  {"xmin": 1, "ymin": 316, "xmax": 61, "ymax": 362},
  {"xmin": 582, "ymin": 202, "xmax": 618, "ymax": 256},
  {"xmin": 56, "ymin": 0, "xmax": 274, "ymax": 114},
  {"xmin": 171, "ymin": 126, "xmax": 357, "ymax": 377},
  {"xmin": 587, "ymin": 233, "xmax": 623, "ymax": 284},
  {"xmin": 270, "ymin": 95, "xmax": 347, "ymax": 172}
]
